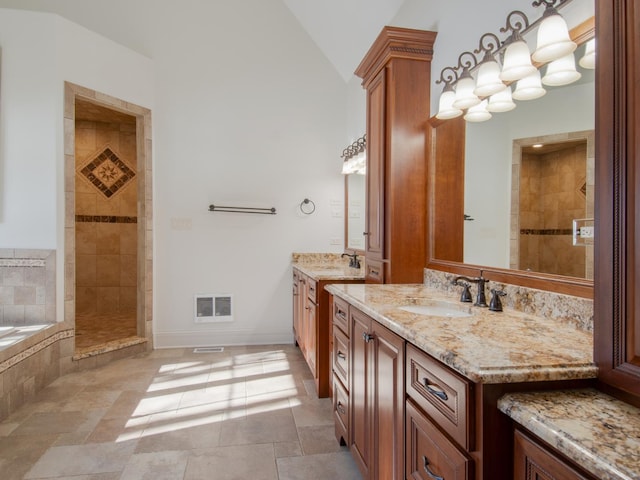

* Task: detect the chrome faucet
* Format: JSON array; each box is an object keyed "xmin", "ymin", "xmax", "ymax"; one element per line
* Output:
[
  {"xmin": 341, "ymin": 252, "xmax": 361, "ymax": 269},
  {"xmin": 451, "ymin": 275, "xmax": 489, "ymax": 307}
]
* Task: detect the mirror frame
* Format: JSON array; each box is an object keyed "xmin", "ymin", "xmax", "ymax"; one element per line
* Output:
[{"xmin": 426, "ymin": 18, "xmax": 595, "ymax": 300}]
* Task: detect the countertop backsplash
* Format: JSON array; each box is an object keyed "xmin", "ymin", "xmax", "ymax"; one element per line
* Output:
[{"xmin": 424, "ymin": 268, "xmax": 594, "ymax": 333}]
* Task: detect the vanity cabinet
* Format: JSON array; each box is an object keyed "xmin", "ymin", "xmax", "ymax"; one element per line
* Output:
[
  {"xmin": 513, "ymin": 430, "xmax": 593, "ymax": 480},
  {"xmin": 334, "ymin": 303, "xmax": 405, "ymax": 480},
  {"xmin": 355, "ymin": 27, "xmax": 437, "ymax": 284},
  {"xmin": 292, "ymin": 268, "xmax": 362, "ymax": 398},
  {"xmin": 332, "ymin": 296, "xmax": 351, "ymax": 447}
]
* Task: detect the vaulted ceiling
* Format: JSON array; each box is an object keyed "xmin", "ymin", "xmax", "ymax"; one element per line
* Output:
[{"xmin": 0, "ymin": 0, "xmax": 406, "ymax": 82}]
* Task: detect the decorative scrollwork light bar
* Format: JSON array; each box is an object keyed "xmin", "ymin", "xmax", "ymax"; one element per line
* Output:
[
  {"xmin": 435, "ymin": 0, "xmax": 594, "ymax": 123},
  {"xmin": 341, "ymin": 134, "xmax": 367, "ymax": 175}
]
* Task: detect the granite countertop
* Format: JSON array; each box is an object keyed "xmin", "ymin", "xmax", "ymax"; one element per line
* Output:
[
  {"xmin": 293, "ymin": 263, "xmax": 365, "ymax": 281},
  {"xmin": 325, "ymin": 283, "xmax": 596, "ymax": 384},
  {"xmin": 498, "ymin": 389, "xmax": 640, "ymax": 480}
]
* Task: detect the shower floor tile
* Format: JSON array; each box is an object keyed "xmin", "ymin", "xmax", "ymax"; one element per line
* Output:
[{"xmin": 75, "ymin": 312, "xmax": 137, "ymax": 350}]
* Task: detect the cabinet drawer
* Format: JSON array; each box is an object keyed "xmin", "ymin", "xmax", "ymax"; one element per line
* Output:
[
  {"xmin": 333, "ymin": 375, "xmax": 350, "ymax": 446},
  {"xmin": 333, "ymin": 326, "xmax": 350, "ymax": 388},
  {"xmin": 333, "ymin": 296, "xmax": 350, "ymax": 336},
  {"xmin": 514, "ymin": 430, "xmax": 592, "ymax": 480},
  {"xmin": 406, "ymin": 399, "xmax": 472, "ymax": 480},
  {"xmin": 365, "ymin": 259, "xmax": 384, "ymax": 283},
  {"xmin": 406, "ymin": 343, "xmax": 472, "ymax": 449},
  {"xmin": 306, "ymin": 278, "xmax": 317, "ymax": 302}
]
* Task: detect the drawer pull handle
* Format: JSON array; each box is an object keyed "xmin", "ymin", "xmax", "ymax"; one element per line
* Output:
[
  {"xmin": 336, "ymin": 309, "xmax": 347, "ymax": 320},
  {"xmin": 370, "ymin": 269, "xmax": 380, "ymax": 276},
  {"xmin": 423, "ymin": 378, "xmax": 448, "ymax": 401},
  {"xmin": 362, "ymin": 332, "xmax": 374, "ymax": 343},
  {"xmin": 337, "ymin": 351, "xmax": 346, "ymax": 360},
  {"xmin": 337, "ymin": 402, "xmax": 346, "ymax": 415},
  {"xmin": 422, "ymin": 456, "xmax": 444, "ymax": 480}
]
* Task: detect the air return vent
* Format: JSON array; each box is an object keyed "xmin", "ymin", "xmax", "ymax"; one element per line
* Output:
[
  {"xmin": 193, "ymin": 346, "xmax": 224, "ymax": 353},
  {"xmin": 194, "ymin": 294, "xmax": 233, "ymax": 323}
]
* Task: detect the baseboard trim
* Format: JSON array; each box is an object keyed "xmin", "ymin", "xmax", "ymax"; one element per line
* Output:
[{"xmin": 153, "ymin": 329, "xmax": 294, "ymax": 349}]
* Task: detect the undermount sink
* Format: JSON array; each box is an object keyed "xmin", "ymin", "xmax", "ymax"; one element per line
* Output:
[{"xmin": 398, "ymin": 304, "xmax": 472, "ymax": 318}]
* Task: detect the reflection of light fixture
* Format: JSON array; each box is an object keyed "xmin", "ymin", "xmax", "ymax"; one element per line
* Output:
[
  {"xmin": 532, "ymin": 3, "xmax": 577, "ymax": 63},
  {"xmin": 542, "ymin": 53, "xmax": 581, "ymax": 86},
  {"xmin": 579, "ymin": 38, "xmax": 596, "ymax": 69},
  {"xmin": 512, "ymin": 70, "xmax": 547, "ymax": 100},
  {"xmin": 464, "ymin": 100, "xmax": 491, "ymax": 122},
  {"xmin": 433, "ymin": 1, "xmax": 593, "ymax": 124},
  {"xmin": 487, "ymin": 86, "xmax": 516, "ymax": 112},
  {"xmin": 340, "ymin": 135, "xmax": 367, "ymax": 175},
  {"xmin": 436, "ymin": 81, "xmax": 463, "ymax": 119},
  {"xmin": 532, "ymin": 143, "xmax": 544, "ymax": 148}
]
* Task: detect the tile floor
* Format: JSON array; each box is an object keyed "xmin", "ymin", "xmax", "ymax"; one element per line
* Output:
[{"xmin": 0, "ymin": 345, "xmax": 362, "ymax": 479}]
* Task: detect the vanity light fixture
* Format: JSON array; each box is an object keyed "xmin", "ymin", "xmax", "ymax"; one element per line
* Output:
[
  {"xmin": 579, "ymin": 38, "xmax": 596, "ymax": 69},
  {"xmin": 473, "ymin": 34, "xmax": 507, "ymax": 97},
  {"xmin": 531, "ymin": 0, "xmax": 577, "ymax": 63},
  {"xmin": 452, "ymin": 53, "xmax": 481, "ymax": 110},
  {"xmin": 486, "ymin": 86, "xmax": 517, "ymax": 113},
  {"xmin": 464, "ymin": 100, "xmax": 492, "ymax": 122},
  {"xmin": 433, "ymin": 0, "xmax": 590, "ymax": 124},
  {"xmin": 499, "ymin": 12, "xmax": 537, "ymax": 82},
  {"xmin": 512, "ymin": 70, "xmax": 547, "ymax": 100},
  {"xmin": 542, "ymin": 52, "xmax": 581, "ymax": 86},
  {"xmin": 436, "ymin": 67, "xmax": 463, "ymax": 119}
]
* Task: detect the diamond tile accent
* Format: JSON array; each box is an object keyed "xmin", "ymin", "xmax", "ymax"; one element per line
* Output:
[{"xmin": 80, "ymin": 147, "xmax": 136, "ymax": 198}]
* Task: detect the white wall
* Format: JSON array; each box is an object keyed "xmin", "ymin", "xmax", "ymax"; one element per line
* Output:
[
  {"xmin": 1, "ymin": 3, "xmax": 348, "ymax": 347},
  {"xmin": 146, "ymin": 0, "xmax": 347, "ymax": 347},
  {"xmin": 0, "ymin": 8, "xmax": 154, "ymax": 322}
]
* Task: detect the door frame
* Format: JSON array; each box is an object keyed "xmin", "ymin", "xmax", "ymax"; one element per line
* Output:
[{"xmin": 63, "ymin": 82, "xmax": 153, "ymax": 350}]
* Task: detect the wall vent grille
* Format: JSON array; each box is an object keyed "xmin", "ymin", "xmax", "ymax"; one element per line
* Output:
[{"xmin": 194, "ymin": 294, "xmax": 233, "ymax": 323}]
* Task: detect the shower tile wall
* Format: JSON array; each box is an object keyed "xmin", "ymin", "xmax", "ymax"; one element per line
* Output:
[
  {"xmin": 519, "ymin": 144, "xmax": 588, "ymax": 278},
  {"xmin": 75, "ymin": 120, "xmax": 137, "ymax": 317}
]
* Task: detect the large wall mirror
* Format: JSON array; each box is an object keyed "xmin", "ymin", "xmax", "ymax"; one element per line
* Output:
[
  {"xmin": 345, "ymin": 173, "xmax": 366, "ymax": 251},
  {"xmin": 428, "ymin": 1, "xmax": 595, "ymax": 298}
]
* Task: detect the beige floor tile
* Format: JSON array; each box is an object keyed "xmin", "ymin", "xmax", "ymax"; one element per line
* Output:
[
  {"xmin": 298, "ymin": 425, "xmax": 345, "ymax": 455},
  {"xmin": 274, "ymin": 440, "xmax": 303, "ymax": 458},
  {"xmin": 219, "ymin": 410, "xmax": 298, "ymax": 446},
  {"xmin": 136, "ymin": 412, "xmax": 222, "ymax": 452},
  {"xmin": 276, "ymin": 451, "xmax": 362, "ymax": 480},
  {"xmin": 120, "ymin": 450, "xmax": 188, "ymax": 479},
  {"xmin": 184, "ymin": 444, "xmax": 278, "ymax": 480},
  {"xmin": 291, "ymin": 396, "xmax": 334, "ymax": 428},
  {"xmin": 11, "ymin": 411, "xmax": 93, "ymax": 436},
  {"xmin": 24, "ymin": 441, "xmax": 137, "ymax": 478},
  {"xmin": 0, "ymin": 434, "xmax": 59, "ymax": 480}
]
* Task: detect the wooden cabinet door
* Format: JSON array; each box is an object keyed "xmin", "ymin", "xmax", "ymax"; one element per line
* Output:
[
  {"xmin": 293, "ymin": 272, "xmax": 300, "ymax": 344},
  {"xmin": 514, "ymin": 430, "xmax": 590, "ymax": 480},
  {"xmin": 298, "ymin": 275, "xmax": 307, "ymax": 356},
  {"xmin": 351, "ymin": 308, "xmax": 373, "ymax": 479},
  {"xmin": 365, "ymin": 68, "xmax": 386, "ymax": 263},
  {"xmin": 373, "ymin": 322, "xmax": 404, "ymax": 480},
  {"xmin": 306, "ymin": 299, "xmax": 317, "ymax": 376}
]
